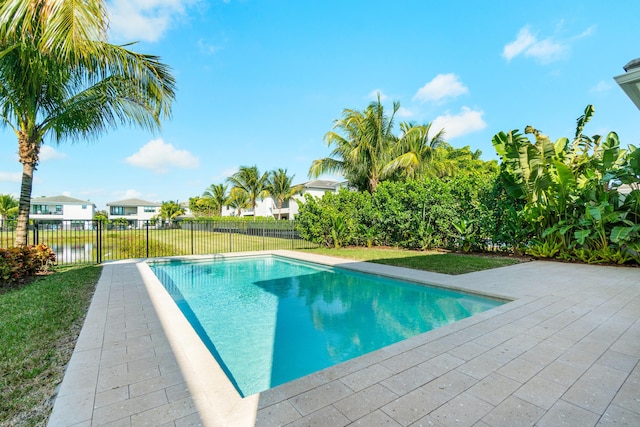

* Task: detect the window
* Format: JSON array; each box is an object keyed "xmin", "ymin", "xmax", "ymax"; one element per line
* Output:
[
  {"xmin": 55, "ymin": 205, "xmax": 62, "ymax": 214},
  {"xmin": 110, "ymin": 206, "xmax": 125, "ymax": 215},
  {"xmin": 143, "ymin": 206, "xmax": 156, "ymax": 213},
  {"xmin": 82, "ymin": 205, "xmax": 87, "ymax": 209}
]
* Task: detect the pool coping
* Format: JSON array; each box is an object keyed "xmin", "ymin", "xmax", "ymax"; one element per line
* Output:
[{"xmin": 47, "ymin": 250, "xmax": 640, "ymax": 426}]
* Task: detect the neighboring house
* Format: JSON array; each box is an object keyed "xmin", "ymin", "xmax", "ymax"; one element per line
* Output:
[
  {"xmin": 221, "ymin": 180, "xmax": 345, "ymax": 219},
  {"xmin": 30, "ymin": 195, "xmax": 96, "ymax": 229},
  {"xmin": 106, "ymin": 198, "xmax": 161, "ymax": 225}
]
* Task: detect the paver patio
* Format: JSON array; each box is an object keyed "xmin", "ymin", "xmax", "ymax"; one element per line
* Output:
[{"xmin": 47, "ymin": 250, "xmax": 640, "ymax": 426}]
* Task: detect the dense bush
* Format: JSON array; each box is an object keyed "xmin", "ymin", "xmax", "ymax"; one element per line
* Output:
[
  {"xmin": 0, "ymin": 244, "xmax": 56, "ymax": 287},
  {"xmin": 295, "ymin": 176, "xmax": 516, "ymax": 251}
]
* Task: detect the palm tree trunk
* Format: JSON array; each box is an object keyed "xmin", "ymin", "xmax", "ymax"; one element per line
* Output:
[
  {"xmin": 277, "ymin": 200, "xmax": 283, "ymax": 220},
  {"xmin": 15, "ymin": 162, "xmax": 35, "ymax": 246}
]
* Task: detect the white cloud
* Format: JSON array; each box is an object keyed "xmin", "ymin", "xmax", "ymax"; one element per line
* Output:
[
  {"xmin": 503, "ymin": 24, "xmax": 592, "ymax": 64},
  {"xmin": 0, "ymin": 172, "xmax": 21, "ymax": 183},
  {"xmin": 62, "ymin": 191, "xmax": 72, "ymax": 197},
  {"xmin": 524, "ymin": 39, "xmax": 567, "ymax": 64},
  {"xmin": 590, "ymin": 80, "xmax": 611, "ymax": 93},
  {"xmin": 113, "ymin": 189, "xmax": 143, "ymax": 200},
  {"xmin": 367, "ymin": 89, "xmax": 388, "ymax": 102},
  {"xmin": 39, "ymin": 145, "xmax": 67, "ymax": 162},
  {"xmin": 502, "ymin": 27, "xmax": 537, "ymax": 61},
  {"xmin": 108, "ymin": 0, "xmax": 200, "ymax": 42},
  {"xmin": 413, "ymin": 74, "xmax": 468, "ymax": 103},
  {"xmin": 125, "ymin": 138, "xmax": 200, "ymax": 173},
  {"xmin": 432, "ymin": 107, "xmax": 486, "ymax": 139},
  {"xmin": 396, "ymin": 107, "xmax": 414, "ymax": 118}
]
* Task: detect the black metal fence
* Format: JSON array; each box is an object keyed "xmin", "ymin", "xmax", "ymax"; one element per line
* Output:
[{"xmin": 0, "ymin": 219, "xmax": 317, "ymax": 264}]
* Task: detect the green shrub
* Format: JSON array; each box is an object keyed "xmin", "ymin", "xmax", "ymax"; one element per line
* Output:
[{"xmin": 0, "ymin": 244, "xmax": 56, "ymax": 287}]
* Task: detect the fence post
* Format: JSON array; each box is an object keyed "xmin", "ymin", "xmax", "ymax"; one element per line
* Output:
[
  {"xmin": 32, "ymin": 221, "xmax": 38, "ymax": 245},
  {"xmin": 229, "ymin": 225, "xmax": 232, "ymax": 252},
  {"xmin": 96, "ymin": 220, "xmax": 101, "ymax": 264},
  {"xmin": 191, "ymin": 221, "xmax": 194, "ymax": 255},
  {"xmin": 262, "ymin": 222, "xmax": 265, "ymax": 251},
  {"xmin": 146, "ymin": 221, "xmax": 149, "ymax": 258},
  {"xmin": 291, "ymin": 220, "xmax": 295, "ymax": 250}
]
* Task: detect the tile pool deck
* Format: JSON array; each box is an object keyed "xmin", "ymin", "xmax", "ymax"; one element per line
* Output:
[{"xmin": 47, "ymin": 250, "xmax": 640, "ymax": 426}]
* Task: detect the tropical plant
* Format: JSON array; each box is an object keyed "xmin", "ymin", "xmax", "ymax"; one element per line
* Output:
[
  {"xmin": 0, "ymin": 194, "xmax": 18, "ymax": 221},
  {"xmin": 267, "ymin": 169, "xmax": 304, "ymax": 219},
  {"xmin": 493, "ymin": 105, "xmax": 640, "ymax": 263},
  {"xmin": 227, "ymin": 188, "xmax": 251, "ymax": 217},
  {"xmin": 188, "ymin": 196, "xmax": 217, "ymax": 217},
  {"xmin": 157, "ymin": 201, "xmax": 185, "ymax": 227},
  {"xmin": 383, "ymin": 122, "xmax": 447, "ymax": 180},
  {"xmin": 202, "ymin": 183, "xmax": 229, "ymax": 216},
  {"xmin": 310, "ymin": 96, "xmax": 400, "ymax": 192},
  {"xmin": 227, "ymin": 166, "xmax": 269, "ymax": 218},
  {"xmin": 0, "ymin": 0, "xmax": 176, "ymax": 246}
]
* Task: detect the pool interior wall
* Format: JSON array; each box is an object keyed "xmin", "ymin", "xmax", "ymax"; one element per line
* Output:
[{"xmin": 149, "ymin": 254, "xmax": 505, "ymax": 397}]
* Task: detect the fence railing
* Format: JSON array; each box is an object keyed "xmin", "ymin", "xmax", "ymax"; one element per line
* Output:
[{"xmin": 0, "ymin": 219, "xmax": 317, "ymax": 264}]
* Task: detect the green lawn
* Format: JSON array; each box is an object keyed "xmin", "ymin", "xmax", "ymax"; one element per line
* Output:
[
  {"xmin": 298, "ymin": 247, "xmax": 525, "ymax": 275},
  {"xmin": 0, "ymin": 265, "xmax": 102, "ymax": 426}
]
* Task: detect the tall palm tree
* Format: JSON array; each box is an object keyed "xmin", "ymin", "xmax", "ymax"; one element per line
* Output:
[
  {"xmin": 267, "ymin": 169, "xmax": 304, "ymax": 219},
  {"xmin": 202, "ymin": 183, "xmax": 229, "ymax": 216},
  {"xmin": 227, "ymin": 166, "xmax": 269, "ymax": 218},
  {"xmin": 309, "ymin": 96, "xmax": 399, "ymax": 192},
  {"xmin": 0, "ymin": 0, "xmax": 175, "ymax": 246}
]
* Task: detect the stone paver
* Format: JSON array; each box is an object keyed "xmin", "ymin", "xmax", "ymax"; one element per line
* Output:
[{"xmin": 47, "ymin": 252, "xmax": 640, "ymax": 426}]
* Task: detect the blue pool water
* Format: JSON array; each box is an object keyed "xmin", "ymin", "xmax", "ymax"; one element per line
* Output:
[{"xmin": 149, "ymin": 255, "xmax": 503, "ymax": 397}]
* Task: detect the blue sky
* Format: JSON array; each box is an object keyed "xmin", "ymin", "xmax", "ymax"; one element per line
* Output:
[{"xmin": 1, "ymin": 0, "xmax": 639, "ymax": 211}]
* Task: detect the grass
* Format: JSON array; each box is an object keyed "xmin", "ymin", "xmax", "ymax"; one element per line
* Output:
[
  {"xmin": 299, "ymin": 247, "xmax": 525, "ymax": 275},
  {"xmin": 0, "ymin": 265, "xmax": 102, "ymax": 426}
]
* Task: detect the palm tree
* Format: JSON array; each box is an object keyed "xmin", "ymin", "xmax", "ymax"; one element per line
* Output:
[
  {"xmin": 310, "ymin": 96, "xmax": 399, "ymax": 192},
  {"xmin": 383, "ymin": 122, "xmax": 448, "ymax": 180},
  {"xmin": 158, "ymin": 200, "xmax": 184, "ymax": 227},
  {"xmin": 0, "ymin": 193, "xmax": 18, "ymax": 228},
  {"xmin": 202, "ymin": 183, "xmax": 229, "ymax": 217},
  {"xmin": 227, "ymin": 188, "xmax": 251, "ymax": 217},
  {"xmin": 0, "ymin": 1, "xmax": 176, "ymax": 246},
  {"xmin": 267, "ymin": 169, "xmax": 304, "ymax": 219},
  {"xmin": 227, "ymin": 166, "xmax": 269, "ymax": 218}
]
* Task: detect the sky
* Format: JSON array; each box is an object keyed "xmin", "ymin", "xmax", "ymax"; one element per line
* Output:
[{"xmin": 1, "ymin": 0, "xmax": 640, "ymax": 211}]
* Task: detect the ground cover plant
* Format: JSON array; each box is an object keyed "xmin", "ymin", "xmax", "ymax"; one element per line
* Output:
[
  {"xmin": 0, "ymin": 265, "xmax": 102, "ymax": 426},
  {"xmin": 301, "ymin": 247, "xmax": 522, "ymax": 275}
]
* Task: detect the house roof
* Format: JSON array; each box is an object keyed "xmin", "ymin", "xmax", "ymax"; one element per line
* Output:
[
  {"xmin": 106, "ymin": 198, "xmax": 161, "ymax": 207},
  {"xmin": 301, "ymin": 180, "xmax": 343, "ymax": 190},
  {"xmin": 31, "ymin": 195, "xmax": 95, "ymax": 206}
]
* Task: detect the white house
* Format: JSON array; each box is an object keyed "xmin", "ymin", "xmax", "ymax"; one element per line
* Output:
[
  {"xmin": 221, "ymin": 179, "xmax": 345, "ymax": 219},
  {"xmin": 30, "ymin": 195, "xmax": 96, "ymax": 229},
  {"xmin": 106, "ymin": 198, "xmax": 161, "ymax": 224}
]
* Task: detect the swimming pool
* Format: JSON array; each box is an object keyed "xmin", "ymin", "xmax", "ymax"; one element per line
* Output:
[{"xmin": 149, "ymin": 255, "xmax": 503, "ymax": 397}]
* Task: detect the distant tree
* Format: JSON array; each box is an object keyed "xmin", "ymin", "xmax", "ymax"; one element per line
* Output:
[
  {"xmin": 267, "ymin": 169, "xmax": 304, "ymax": 219},
  {"xmin": 227, "ymin": 189, "xmax": 251, "ymax": 217},
  {"xmin": 157, "ymin": 200, "xmax": 184, "ymax": 227},
  {"xmin": 202, "ymin": 183, "xmax": 229, "ymax": 216},
  {"xmin": 94, "ymin": 210, "xmax": 108, "ymax": 223},
  {"xmin": 0, "ymin": 194, "xmax": 18, "ymax": 221},
  {"xmin": 0, "ymin": 0, "xmax": 176, "ymax": 246},
  {"xmin": 188, "ymin": 196, "xmax": 217, "ymax": 217},
  {"xmin": 227, "ymin": 166, "xmax": 269, "ymax": 218}
]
